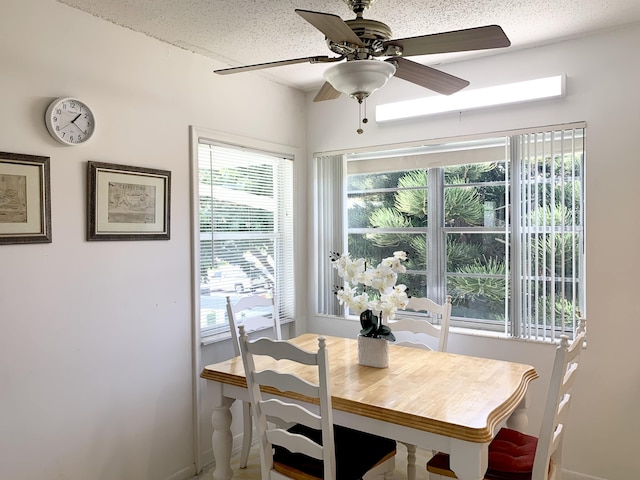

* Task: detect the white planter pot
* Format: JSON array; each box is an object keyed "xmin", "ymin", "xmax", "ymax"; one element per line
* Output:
[{"xmin": 357, "ymin": 335, "xmax": 390, "ymax": 368}]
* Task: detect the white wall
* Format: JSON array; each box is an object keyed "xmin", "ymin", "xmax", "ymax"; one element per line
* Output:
[
  {"xmin": 4, "ymin": 1, "xmax": 639, "ymax": 479},
  {"xmin": 0, "ymin": 1, "xmax": 306, "ymax": 480},
  {"xmin": 305, "ymin": 23, "xmax": 640, "ymax": 480}
]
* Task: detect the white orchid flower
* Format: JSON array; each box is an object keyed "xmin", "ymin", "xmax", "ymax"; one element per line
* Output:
[
  {"xmin": 332, "ymin": 251, "xmax": 410, "ymax": 322},
  {"xmin": 333, "ymin": 255, "xmax": 365, "ymax": 284}
]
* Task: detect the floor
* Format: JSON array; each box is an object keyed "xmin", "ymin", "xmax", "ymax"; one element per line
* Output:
[{"xmin": 197, "ymin": 441, "xmax": 433, "ymax": 479}]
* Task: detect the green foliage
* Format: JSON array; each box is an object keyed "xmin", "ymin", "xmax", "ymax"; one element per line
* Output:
[
  {"xmin": 446, "ymin": 237, "xmax": 483, "ymax": 271},
  {"xmin": 368, "ymin": 207, "xmax": 414, "ymax": 229},
  {"xmin": 444, "ymin": 181, "xmax": 484, "ymax": 227},
  {"xmin": 347, "ymin": 157, "xmax": 580, "ymax": 325},
  {"xmin": 349, "ymin": 171, "xmax": 408, "ymax": 190},
  {"xmin": 394, "ymin": 170, "xmax": 428, "ymax": 219},
  {"xmin": 367, "ymin": 207, "xmax": 414, "ymax": 247},
  {"xmin": 409, "ymin": 236, "xmax": 427, "ymax": 267},
  {"xmin": 531, "ymin": 233, "xmax": 579, "ymax": 278},
  {"xmin": 530, "ymin": 205, "xmax": 580, "ymax": 277},
  {"xmin": 448, "ymin": 257, "xmax": 507, "ymax": 305},
  {"xmin": 445, "ymin": 163, "xmax": 499, "ymax": 183},
  {"xmin": 533, "ymin": 294, "xmax": 578, "ymax": 328}
]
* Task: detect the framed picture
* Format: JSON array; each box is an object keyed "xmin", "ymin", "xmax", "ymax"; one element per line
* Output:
[
  {"xmin": 87, "ymin": 161, "xmax": 171, "ymax": 241},
  {"xmin": 0, "ymin": 152, "xmax": 52, "ymax": 245}
]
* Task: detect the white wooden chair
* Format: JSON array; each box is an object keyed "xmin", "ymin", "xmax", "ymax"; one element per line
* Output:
[
  {"xmin": 238, "ymin": 326, "xmax": 397, "ymax": 480},
  {"xmin": 426, "ymin": 318, "xmax": 587, "ymax": 480},
  {"xmin": 387, "ymin": 295, "xmax": 452, "ymax": 480},
  {"xmin": 391, "ymin": 295, "xmax": 452, "ymax": 352},
  {"xmin": 226, "ymin": 293, "xmax": 282, "ymax": 469}
]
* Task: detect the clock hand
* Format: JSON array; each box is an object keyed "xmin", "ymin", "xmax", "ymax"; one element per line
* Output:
[
  {"xmin": 70, "ymin": 113, "xmax": 82, "ymax": 124},
  {"xmin": 72, "ymin": 122, "xmax": 87, "ymax": 134}
]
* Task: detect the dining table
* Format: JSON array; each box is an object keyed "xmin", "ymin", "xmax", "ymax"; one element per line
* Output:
[{"xmin": 200, "ymin": 334, "xmax": 538, "ymax": 480}]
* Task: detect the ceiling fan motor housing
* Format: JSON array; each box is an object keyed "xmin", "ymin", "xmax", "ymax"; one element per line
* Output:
[{"xmin": 328, "ymin": 18, "xmax": 393, "ymax": 58}]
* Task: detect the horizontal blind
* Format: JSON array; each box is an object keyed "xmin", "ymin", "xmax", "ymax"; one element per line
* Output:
[{"xmin": 198, "ymin": 142, "xmax": 294, "ymax": 335}]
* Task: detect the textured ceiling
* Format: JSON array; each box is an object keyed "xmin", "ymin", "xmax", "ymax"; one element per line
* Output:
[{"xmin": 58, "ymin": 0, "xmax": 640, "ymax": 92}]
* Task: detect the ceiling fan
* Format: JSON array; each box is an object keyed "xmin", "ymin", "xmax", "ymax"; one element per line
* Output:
[
  {"xmin": 215, "ymin": 0, "xmax": 510, "ymax": 98},
  {"xmin": 214, "ymin": 0, "xmax": 510, "ymax": 132}
]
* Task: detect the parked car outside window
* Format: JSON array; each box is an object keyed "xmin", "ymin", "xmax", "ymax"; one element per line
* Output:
[{"xmin": 208, "ymin": 266, "xmax": 252, "ymax": 293}]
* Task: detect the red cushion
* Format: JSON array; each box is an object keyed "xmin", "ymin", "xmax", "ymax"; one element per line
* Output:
[
  {"xmin": 486, "ymin": 428, "xmax": 537, "ymax": 480},
  {"xmin": 426, "ymin": 428, "xmax": 537, "ymax": 480}
]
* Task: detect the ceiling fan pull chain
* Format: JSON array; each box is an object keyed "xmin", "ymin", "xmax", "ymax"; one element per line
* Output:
[
  {"xmin": 363, "ymin": 98, "xmax": 369, "ymax": 125},
  {"xmin": 357, "ymin": 98, "xmax": 369, "ymax": 135}
]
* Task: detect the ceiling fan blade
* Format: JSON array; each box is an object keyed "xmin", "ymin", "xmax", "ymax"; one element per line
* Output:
[
  {"xmin": 214, "ymin": 56, "xmax": 331, "ymax": 75},
  {"xmin": 296, "ymin": 9, "xmax": 364, "ymax": 47},
  {"xmin": 384, "ymin": 25, "xmax": 510, "ymax": 57},
  {"xmin": 388, "ymin": 58, "xmax": 469, "ymax": 95},
  {"xmin": 313, "ymin": 82, "xmax": 342, "ymax": 102}
]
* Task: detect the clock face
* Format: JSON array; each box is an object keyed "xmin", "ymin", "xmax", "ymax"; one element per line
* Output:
[{"xmin": 45, "ymin": 97, "xmax": 95, "ymax": 145}]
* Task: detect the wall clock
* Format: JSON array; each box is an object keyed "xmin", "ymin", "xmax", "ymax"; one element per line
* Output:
[{"xmin": 45, "ymin": 97, "xmax": 95, "ymax": 145}]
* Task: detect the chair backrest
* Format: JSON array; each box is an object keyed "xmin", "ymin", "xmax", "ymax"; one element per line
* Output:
[
  {"xmin": 532, "ymin": 318, "xmax": 587, "ymax": 480},
  {"xmin": 238, "ymin": 326, "xmax": 336, "ymax": 480},
  {"xmin": 226, "ymin": 292, "xmax": 281, "ymax": 356},
  {"xmin": 389, "ymin": 295, "xmax": 452, "ymax": 352}
]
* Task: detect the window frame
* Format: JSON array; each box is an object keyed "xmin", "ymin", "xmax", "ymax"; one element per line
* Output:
[
  {"xmin": 190, "ymin": 127, "xmax": 297, "ymax": 342},
  {"xmin": 315, "ymin": 124, "xmax": 585, "ymax": 341}
]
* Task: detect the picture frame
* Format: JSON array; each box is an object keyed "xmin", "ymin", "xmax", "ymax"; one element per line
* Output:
[
  {"xmin": 0, "ymin": 152, "xmax": 52, "ymax": 245},
  {"xmin": 87, "ymin": 161, "xmax": 171, "ymax": 241}
]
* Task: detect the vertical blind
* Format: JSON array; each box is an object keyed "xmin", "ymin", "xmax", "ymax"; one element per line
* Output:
[
  {"xmin": 513, "ymin": 128, "xmax": 585, "ymax": 340},
  {"xmin": 197, "ymin": 141, "xmax": 294, "ymax": 335},
  {"xmin": 314, "ymin": 154, "xmax": 345, "ymax": 316}
]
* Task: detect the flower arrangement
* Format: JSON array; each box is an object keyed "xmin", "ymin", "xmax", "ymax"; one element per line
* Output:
[{"xmin": 331, "ymin": 251, "xmax": 410, "ymax": 341}]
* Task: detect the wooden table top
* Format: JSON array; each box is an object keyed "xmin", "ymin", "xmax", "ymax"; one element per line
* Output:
[{"xmin": 200, "ymin": 334, "xmax": 538, "ymax": 443}]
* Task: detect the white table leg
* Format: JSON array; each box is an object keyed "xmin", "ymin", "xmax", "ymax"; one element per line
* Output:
[
  {"xmin": 448, "ymin": 440, "xmax": 488, "ymax": 480},
  {"xmin": 507, "ymin": 394, "xmax": 529, "ymax": 432},
  {"xmin": 403, "ymin": 442, "xmax": 417, "ymax": 480},
  {"xmin": 211, "ymin": 394, "xmax": 236, "ymax": 480}
]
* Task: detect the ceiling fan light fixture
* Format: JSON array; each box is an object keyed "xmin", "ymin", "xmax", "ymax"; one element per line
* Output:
[{"xmin": 323, "ymin": 59, "xmax": 396, "ymax": 102}]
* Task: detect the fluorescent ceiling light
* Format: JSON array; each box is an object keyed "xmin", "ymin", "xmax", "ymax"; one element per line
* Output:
[{"xmin": 376, "ymin": 74, "xmax": 565, "ymax": 123}]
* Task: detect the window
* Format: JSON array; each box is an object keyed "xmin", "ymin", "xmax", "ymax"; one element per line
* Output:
[
  {"xmin": 316, "ymin": 125, "xmax": 585, "ymax": 341},
  {"xmin": 195, "ymin": 138, "xmax": 294, "ymax": 338}
]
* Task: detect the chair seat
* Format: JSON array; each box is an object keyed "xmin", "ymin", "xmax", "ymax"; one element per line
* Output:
[
  {"xmin": 427, "ymin": 428, "xmax": 538, "ymax": 480},
  {"xmin": 274, "ymin": 423, "xmax": 397, "ymax": 480}
]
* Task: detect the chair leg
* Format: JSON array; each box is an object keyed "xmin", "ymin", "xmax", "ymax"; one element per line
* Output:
[
  {"xmin": 402, "ymin": 442, "xmax": 417, "ymax": 480},
  {"xmin": 239, "ymin": 401, "xmax": 252, "ymax": 469},
  {"xmin": 383, "ymin": 456, "xmax": 395, "ymax": 480},
  {"xmin": 363, "ymin": 455, "xmax": 394, "ymax": 480}
]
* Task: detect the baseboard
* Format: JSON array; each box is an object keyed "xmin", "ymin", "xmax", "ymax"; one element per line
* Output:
[
  {"xmin": 563, "ymin": 469, "xmax": 608, "ymax": 480},
  {"xmin": 199, "ymin": 446, "xmax": 214, "ymax": 472},
  {"xmin": 162, "ymin": 464, "xmax": 196, "ymax": 480},
  {"xmin": 194, "ymin": 432, "xmax": 244, "ymax": 478},
  {"xmin": 198, "ymin": 438, "xmax": 606, "ymax": 480}
]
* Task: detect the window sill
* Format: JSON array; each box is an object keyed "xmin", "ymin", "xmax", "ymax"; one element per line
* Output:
[
  {"xmin": 321, "ymin": 314, "xmax": 565, "ymax": 345},
  {"xmin": 448, "ymin": 325, "xmax": 572, "ymax": 345},
  {"xmin": 200, "ymin": 318, "xmax": 294, "ymax": 347},
  {"xmin": 200, "ymin": 330, "xmax": 233, "ymax": 346}
]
